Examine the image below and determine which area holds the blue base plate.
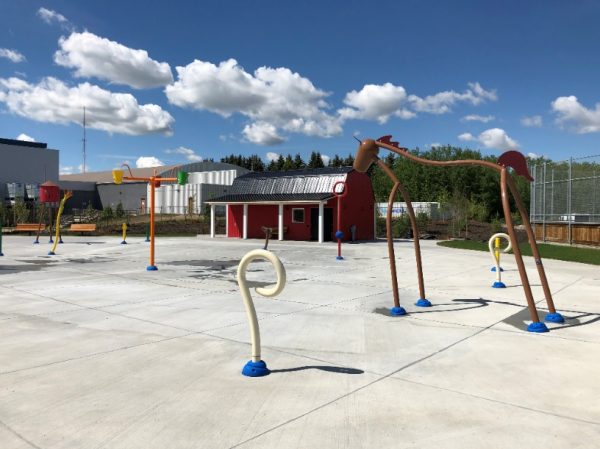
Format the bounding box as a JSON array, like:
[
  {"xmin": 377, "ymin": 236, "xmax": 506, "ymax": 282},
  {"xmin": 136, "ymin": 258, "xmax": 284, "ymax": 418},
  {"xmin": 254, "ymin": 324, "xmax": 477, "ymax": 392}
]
[
  {"xmin": 415, "ymin": 298, "xmax": 432, "ymax": 307},
  {"xmin": 545, "ymin": 312, "xmax": 565, "ymax": 323},
  {"xmin": 47, "ymin": 251, "xmax": 55, "ymax": 255},
  {"xmin": 492, "ymin": 281, "xmax": 506, "ymax": 288},
  {"xmin": 0, "ymin": 252, "xmax": 3, "ymax": 256},
  {"xmin": 527, "ymin": 321, "xmax": 549, "ymax": 333},
  {"xmin": 146, "ymin": 265, "xmax": 158, "ymax": 271},
  {"xmin": 121, "ymin": 241, "xmax": 127, "ymax": 245},
  {"xmin": 490, "ymin": 267, "xmax": 504, "ymax": 272},
  {"xmin": 390, "ymin": 306, "xmax": 407, "ymax": 316},
  {"xmin": 242, "ymin": 360, "xmax": 270, "ymax": 377},
  {"xmin": 33, "ymin": 241, "xmax": 39, "ymax": 244},
  {"xmin": 336, "ymin": 255, "xmax": 344, "ymax": 260}
]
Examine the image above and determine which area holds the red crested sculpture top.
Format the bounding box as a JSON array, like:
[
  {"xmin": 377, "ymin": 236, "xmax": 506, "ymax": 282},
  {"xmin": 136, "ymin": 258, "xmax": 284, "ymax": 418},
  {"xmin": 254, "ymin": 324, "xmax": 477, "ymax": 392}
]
[{"xmin": 353, "ymin": 135, "xmax": 534, "ymax": 182}]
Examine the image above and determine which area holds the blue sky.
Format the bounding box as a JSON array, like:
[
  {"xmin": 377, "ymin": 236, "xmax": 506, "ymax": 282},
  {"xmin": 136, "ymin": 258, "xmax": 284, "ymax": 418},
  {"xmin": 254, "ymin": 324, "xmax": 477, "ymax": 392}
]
[{"xmin": 1, "ymin": 0, "xmax": 600, "ymax": 174}]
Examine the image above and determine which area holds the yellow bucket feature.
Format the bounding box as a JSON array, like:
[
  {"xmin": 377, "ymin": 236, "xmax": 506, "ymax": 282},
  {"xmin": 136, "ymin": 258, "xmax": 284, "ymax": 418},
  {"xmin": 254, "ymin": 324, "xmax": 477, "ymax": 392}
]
[{"xmin": 112, "ymin": 169, "xmax": 124, "ymax": 184}]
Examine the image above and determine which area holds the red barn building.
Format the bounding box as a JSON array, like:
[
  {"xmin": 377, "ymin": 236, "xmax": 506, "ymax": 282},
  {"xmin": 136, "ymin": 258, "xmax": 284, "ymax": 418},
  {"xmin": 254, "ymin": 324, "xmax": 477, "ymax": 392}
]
[{"xmin": 207, "ymin": 167, "xmax": 375, "ymax": 242}]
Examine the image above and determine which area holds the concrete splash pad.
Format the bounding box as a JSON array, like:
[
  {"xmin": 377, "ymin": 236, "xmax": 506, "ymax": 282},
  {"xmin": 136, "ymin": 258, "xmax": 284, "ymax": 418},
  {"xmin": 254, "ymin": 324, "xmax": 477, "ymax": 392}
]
[{"xmin": 0, "ymin": 235, "xmax": 598, "ymax": 448}]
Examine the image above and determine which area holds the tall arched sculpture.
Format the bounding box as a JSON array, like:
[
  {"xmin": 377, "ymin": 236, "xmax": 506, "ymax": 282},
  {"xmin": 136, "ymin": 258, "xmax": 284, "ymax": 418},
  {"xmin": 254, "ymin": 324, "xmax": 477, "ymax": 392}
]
[{"xmin": 354, "ymin": 135, "xmax": 564, "ymax": 332}]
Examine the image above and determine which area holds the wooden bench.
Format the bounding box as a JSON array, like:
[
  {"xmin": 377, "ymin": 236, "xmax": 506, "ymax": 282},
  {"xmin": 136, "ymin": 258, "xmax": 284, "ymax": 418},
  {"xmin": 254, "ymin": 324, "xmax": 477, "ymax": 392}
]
[
  {"xmin": 15, "ymin": 223, "xmax": 45, "ymax": 235},
  {"xmin": 69, "ymin": 223, "xmax": 97, "ymax": 235},
  {"xmin": 261, "ymin": 225, "xmax": 288, "ymax": 249}
]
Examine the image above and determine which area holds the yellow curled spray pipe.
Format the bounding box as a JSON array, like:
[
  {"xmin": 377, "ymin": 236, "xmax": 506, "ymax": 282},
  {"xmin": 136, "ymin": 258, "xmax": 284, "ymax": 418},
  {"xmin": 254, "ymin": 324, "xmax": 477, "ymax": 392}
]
[
  {"xmin": 488, "ymin": 233, "xmax": 511, "ymax": 288},
  {"xmin": 237, "ymin": 249, "xmax": 286, "ymax": 377},
  {"xmin": 121, "ymin": 223, "xmax": 128, "ymax": 244},
  {"xmin": 48, "ymin": 191, "xmax": 72, "ymax": 256}
]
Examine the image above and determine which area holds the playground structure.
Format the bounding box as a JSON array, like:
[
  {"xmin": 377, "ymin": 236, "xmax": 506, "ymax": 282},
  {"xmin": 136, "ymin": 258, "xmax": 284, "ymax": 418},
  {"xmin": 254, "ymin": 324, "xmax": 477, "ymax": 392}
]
[
  {"xmin": 237, "ymin": 249, "xmax": 286, "ymax": 377},
  {"xmin": 121, "ymin": 223, "xmax": 128, "ymax": 245},
  {"xmin": 47, "ymin": 190, "xmax": 72, "ymax": 256},
  {"xmin": 36, "ymin": 181, "xmax": 61, "ymax": 244},
  {"xmin": 353, "ymin": 135, "xmax": 565, "ymax": 332},
  {"xmin": 332, "ymin": 181, "xmax": 347, "ymax": 260},
  {"xmin": 112, "ymin": 164, "xmax": 187, "ymax": 270},
  {"xmin": 488, "ymin": 233, "xmax": 511, "ymax": 288}
]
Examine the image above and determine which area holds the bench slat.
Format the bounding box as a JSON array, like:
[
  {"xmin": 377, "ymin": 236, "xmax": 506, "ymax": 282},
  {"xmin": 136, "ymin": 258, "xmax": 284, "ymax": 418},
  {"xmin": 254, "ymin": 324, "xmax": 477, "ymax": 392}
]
[
  {"xmin": 15, "ymin": 224, "xmax": 45, "ymax": 231},
  {"xmin": 69, "ymin": 224, "xmax": 96, "ymax": 231}
]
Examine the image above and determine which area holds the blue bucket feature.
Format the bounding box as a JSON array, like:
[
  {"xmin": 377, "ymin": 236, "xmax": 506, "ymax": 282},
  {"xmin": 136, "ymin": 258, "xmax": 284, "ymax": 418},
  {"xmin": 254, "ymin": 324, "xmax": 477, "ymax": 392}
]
[
  {"xmin": 390, "ymin": 306, "xmax": 407, "ymax": 316},
  {"xmin": 242, "ymin": 360, "xmax": 270, "ymax": 377},
  {"xmin": 527, "ymin": 322, "xmax": 549, "ymax": 333},
  {"xmin": 545, "ymin": 312, "xmax": 565, "ymax": 324}
]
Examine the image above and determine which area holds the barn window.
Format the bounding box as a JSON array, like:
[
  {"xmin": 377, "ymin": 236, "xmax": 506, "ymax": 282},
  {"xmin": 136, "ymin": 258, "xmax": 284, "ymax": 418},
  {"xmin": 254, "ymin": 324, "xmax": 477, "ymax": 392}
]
[{"xmin": 292, "ymin": 208, "xmax": 305, "ymax": 223}]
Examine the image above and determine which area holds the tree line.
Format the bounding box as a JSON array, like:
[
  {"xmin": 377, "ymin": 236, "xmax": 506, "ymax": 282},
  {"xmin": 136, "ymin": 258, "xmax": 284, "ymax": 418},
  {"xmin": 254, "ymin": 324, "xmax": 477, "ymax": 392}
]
[{"xmin": 221, "ymin": 145, "xmax": 533, "ymax": 221}]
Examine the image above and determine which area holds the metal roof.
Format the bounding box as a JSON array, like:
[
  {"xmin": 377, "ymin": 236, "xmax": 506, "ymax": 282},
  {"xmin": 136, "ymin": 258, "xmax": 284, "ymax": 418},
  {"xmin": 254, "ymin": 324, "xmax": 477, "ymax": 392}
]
[
  {"xmin": 59, "ymin": 165, "xmax": 179, "ymax": 183},
  {"xmin": 208, "ymin": 167, "xmax": 353, "ymax": 204}
]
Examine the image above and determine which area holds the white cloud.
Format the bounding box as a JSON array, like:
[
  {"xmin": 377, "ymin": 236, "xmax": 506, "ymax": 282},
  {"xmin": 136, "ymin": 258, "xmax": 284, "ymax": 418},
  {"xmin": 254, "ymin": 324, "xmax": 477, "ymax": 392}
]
[
  {"xmin": 409, "ymin": 82, "xmax": 496, "ymax": 114},
  {"xmin": 320, "ymin": 154, "xmax": 331, "ymax": 165},
  {"xmin": 136, "ymin": 156, "xmax": 164, "ymax": 168},
  {"xmin": 338, "ymin": 83, "xmax": 414, "ymax": 123},
  {"xmin": 551, "ymin": 96, "xmax": 600, "ymax": 133},
  {"xmin": 462, "ymin": 114, "xmax": 494, "ymax": 123},
  {"xmin": 16, "ymin": 133, "xmax": 35, "ymax": 142},
  {"xmin": 0, "ymin": 77, "xmax": 174, "ymax": 135},
  {"xmin": 339, "ymin": 82, "xmax": 496, "ymax": 123},
  {"xmin": 165, "ymin": 146, "xmax": 202, "ymax": 162},
  {"xmin": 527, "ymin": 152, "xmax": 541, "ymax": 159},
  {"xmin": 458, "ymin": 128, "xmax": 518, "ymax": 150},
  {"xmin": 0, "ymin": 48, "xmax": 25, "ymax": 63},
  {"xmin": 243, "ymin": 122, "xmax": 285, "ymax": 145},
  {"xmin": 458, "ymin": 132, "xmax": 475, "ymax": 141},
  {"xmin": 478, "ymin": 128, "xmax": 518, "ymax": 150},
  {"xmin": 37, "ymin": 8, "xmax": 73, "ymax": 31},
  {"xmin": 266, "ymin": 152, "xmax": 280, "ymax": 162},
  {"xmin": 59, "ymin": 164, "xmax": 87, "ymax": 175},
  {"xmin": 521, "ymin": 115, "xmax": 542, "ymax": 127},
  {"xmin": 427, "ymin": 142, "xmax": 442, "ymax": 148},
  {"xmin": 165, "ymin": 58, "xmax": 342, "ymax": 143},
  {"xmin": 55, "ymin": 32, "xmax": 173, "ymax": 89}
]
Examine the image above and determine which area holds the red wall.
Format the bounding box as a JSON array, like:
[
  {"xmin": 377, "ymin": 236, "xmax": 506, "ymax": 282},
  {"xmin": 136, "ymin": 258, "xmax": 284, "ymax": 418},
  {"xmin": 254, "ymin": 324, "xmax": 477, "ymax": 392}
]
[{"xmin": 226, "ymin": 171, "xmax": 375, "ymax": 241}]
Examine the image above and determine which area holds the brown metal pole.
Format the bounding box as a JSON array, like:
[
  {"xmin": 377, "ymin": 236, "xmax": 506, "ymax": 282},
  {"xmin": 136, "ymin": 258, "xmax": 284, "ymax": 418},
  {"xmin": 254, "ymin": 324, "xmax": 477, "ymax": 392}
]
[
  {"xmin": 506, "ymin": 174, "xmax": 558, "ymax": 315},
  {"xmin": 385, "ymin": 181, "xmax": 401, "ymax": 310},
  {"xmin": 377, "ymin": 160, "xmax": 427, "ymax": 302},
  {"xmin": 149, "ymin": 177, "xmax": 156, "ymax": 270},
  {"xmin": 500, "ymin": 169, "xmax": 541, "ymax": 324}
]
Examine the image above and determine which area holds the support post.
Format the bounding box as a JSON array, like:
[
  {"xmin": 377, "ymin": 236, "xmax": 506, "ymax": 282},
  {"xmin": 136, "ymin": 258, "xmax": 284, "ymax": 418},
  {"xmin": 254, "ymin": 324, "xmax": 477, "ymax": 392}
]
[
  {"xmin": 210, "ymin": 203, "xmax": 215, "ymax": 238},
  {"xmin": 243, "ymin": 203, "xmax": 248, "ymax": 240},
  {"xmin": 542, "ymin": 162, "xmax": 547, "ymax": 242},
  {"xmin": 568, "ymin": 157, "xmax": 573, "ymax": 245},
  {"xmin": 318, "ymin": 202, "xmax": 324, "ymax": 243},
  {"xmin": 147, "ymin": 178, "xmax": 157, "ymax": 270},
  {"xmin": 278, "ymin": 203, "xmax": 283, "ymax": 241}
]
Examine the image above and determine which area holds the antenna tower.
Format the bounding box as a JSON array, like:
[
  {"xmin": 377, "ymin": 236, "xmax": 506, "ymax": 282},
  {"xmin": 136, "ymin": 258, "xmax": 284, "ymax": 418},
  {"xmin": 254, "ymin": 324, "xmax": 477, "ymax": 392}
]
[{"xmin": 82, "ymin": 106, "xmax": 87, "ymax": 174}]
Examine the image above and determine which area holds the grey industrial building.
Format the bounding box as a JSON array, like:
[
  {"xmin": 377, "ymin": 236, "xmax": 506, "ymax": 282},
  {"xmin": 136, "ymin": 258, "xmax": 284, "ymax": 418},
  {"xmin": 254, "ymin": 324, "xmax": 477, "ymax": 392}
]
[
  {"xmin": 2, "ymin": 136, "xmax": 248, "ymax": 216},
  {"xmin": 0, "ymin": 138, "xmax": 59, "ymax": 204}
]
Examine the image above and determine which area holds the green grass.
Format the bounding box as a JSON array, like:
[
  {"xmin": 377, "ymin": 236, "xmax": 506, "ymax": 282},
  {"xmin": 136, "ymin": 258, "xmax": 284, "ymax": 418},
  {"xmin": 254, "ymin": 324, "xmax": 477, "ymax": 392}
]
[{"xmin": 438, "ymin": 239, "xmax": 600, "ymax": 265}]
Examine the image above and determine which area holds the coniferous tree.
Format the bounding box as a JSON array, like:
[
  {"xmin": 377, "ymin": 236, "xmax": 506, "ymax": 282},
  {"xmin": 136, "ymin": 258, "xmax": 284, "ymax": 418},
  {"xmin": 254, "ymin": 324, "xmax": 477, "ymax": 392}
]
[
  {"xmin": 293, "ymin": 153, "xmax": 305, "ymax": 169},
  {"xmin": 283, "ymin": 154, "xmax": 295, "ymax": 171}
]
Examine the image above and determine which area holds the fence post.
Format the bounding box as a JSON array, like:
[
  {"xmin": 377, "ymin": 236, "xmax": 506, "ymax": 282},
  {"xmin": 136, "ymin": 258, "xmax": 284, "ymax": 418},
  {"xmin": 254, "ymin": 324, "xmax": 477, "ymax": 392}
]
[
  {"xmin": 568, "ymin": 157, "xmax": 573, "ymax": 245},
  {"xmin": 542, "ymin": 162, "xmax": 547, "ymax": 242}
]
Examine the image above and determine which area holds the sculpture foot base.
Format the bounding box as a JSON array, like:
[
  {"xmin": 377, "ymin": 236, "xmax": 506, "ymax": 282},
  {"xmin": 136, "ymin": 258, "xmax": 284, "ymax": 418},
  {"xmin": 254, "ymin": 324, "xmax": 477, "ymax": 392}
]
[
  {"xmin": 492, "ymin": 281, "xmax": 506, "ymax": 288},
  {"xmin": 48, "ymin": 251, "xmax": 55, "ymax": 256},
  {"xmin": 33, "ymin": 241, "xmax": 39, "ymax": 244},
  {"xmin": 415, "ymin": 298, "xmax": 432, "ymax": 307},
  {"xmin": 491, "ymin": 267, "xmax": 504, "ymax": 272},
  {"xmin": 242, "ymin": 360, "xmax": 270, "ymax": 377},
  {"xmin": 545, "ymin": 312, "xmax": 565, "ymax": 324},
  {"xmin": 336, "ymin": 256, "xmax": 344, "ymax": 260},
  {"xmin": 121, "ymin": 241, "xmax": 127, "ymax": 245},
  {"xmin": 390, "ymin": 306, "xmax": 407, "ymax": 316},
  {"xmin": 527, "ymin": 322, "xmax": 549, "ymax": 333},
  {"xmin": 146, "ymin": 265, "xmax": 158, "ymax": 271}
]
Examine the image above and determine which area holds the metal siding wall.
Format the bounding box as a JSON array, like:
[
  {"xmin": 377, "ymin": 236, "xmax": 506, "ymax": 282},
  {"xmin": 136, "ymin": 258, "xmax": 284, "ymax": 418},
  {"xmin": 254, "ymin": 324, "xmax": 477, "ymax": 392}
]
[
  {"xmin": 0, "ymin": 144, "xmax": 59, "ymax": 184},
  {"xmin": 97, "ymin": 183, "xmax": 147, "ymax": 211}
]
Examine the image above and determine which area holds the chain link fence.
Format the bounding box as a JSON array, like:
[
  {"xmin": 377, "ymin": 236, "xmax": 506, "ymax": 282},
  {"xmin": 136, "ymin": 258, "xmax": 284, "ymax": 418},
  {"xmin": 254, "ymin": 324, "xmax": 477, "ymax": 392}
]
[{"xmin": 530, "ymin": 154, "xmax": 600, "ymax": 245}]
